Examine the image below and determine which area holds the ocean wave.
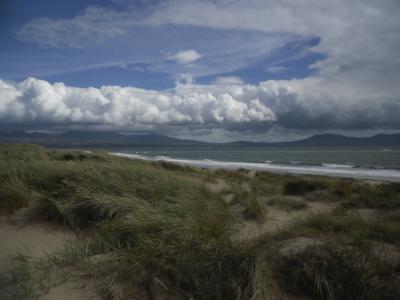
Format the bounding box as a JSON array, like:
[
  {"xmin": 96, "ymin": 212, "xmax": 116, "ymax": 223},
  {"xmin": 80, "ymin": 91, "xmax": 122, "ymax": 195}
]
[
  {"xmin": 321, "ymin": 163, "xmax": 354, "ymax": 169},
  {"xmin": 155, "ymin": 155, "xmax": 171, "ymax": 160},
  {"xmin": 109, "ymin": 152, "xmax": 400, "ymax": 182},
  {"xmin": 111, "ymin": 152, "xmax": 147, "ymax": 160}
]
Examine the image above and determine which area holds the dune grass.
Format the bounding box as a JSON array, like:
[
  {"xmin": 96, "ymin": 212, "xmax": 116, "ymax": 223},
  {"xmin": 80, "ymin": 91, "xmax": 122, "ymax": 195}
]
[
  {"xmin": 273, "ymin": 241, "xmax": 400, "ymax": 300},
  {"xmin": 261, "ymin": 209, "xmax": 400, "ymax": 299},
  {"xmin": 1, "ymin": 144, "xmax": 400, "ymax": 299},
  {"xmin": 0, "ymin": 144, "xmax": 254, "ymax": 299}
]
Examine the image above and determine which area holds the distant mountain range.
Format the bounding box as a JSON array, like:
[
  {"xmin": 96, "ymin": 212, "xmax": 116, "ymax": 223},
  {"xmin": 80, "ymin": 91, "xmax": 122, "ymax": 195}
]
[
  {"xmin": 232, "ymin": 133, "xmax": 400, "ymax": 148},
  {"xmin": 0, "ymin": 131, "xmax": 204, "ymax": 147},
  {"xmin": 0, "ymin": 131, "xmax": 399, "ymax": 148}
]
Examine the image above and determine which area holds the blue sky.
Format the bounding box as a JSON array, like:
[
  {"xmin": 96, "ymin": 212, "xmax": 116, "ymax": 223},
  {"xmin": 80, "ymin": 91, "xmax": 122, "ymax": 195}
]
[
  {"xmin": 0, "ymin": 0, "xmax": 324, "ymax": 89},
  {"xmin": 0, "ymin": 0, "xmax": 399, "ymax": 141}
]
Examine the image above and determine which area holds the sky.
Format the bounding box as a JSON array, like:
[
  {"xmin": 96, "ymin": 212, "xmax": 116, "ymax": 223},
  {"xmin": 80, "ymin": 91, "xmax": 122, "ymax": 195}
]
[{"xmin": 0, "ymin": 0, "xmax": 400, "ymax": 142}]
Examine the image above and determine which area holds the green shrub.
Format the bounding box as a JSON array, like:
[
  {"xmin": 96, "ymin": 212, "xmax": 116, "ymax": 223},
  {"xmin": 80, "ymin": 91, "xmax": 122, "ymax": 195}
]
[
  {"xmin": 152, "ymin": 160, "xmax": 194, "ymax": 172},
  {"xmin": 283, "ymin": 179, "xmax": 327, "ymax": 195}
]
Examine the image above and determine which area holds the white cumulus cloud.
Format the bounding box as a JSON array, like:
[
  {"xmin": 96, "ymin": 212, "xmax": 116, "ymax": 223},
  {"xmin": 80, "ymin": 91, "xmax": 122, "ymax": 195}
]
[
  {"xmin": 0, "ymin": 77, "xmax": 275, "ymax": 130},
  {"xmin": 214, "ymin": 76, "xmax": 244, "ymax": 85},
  {"xmin": 170, "ymin": 50, "xmax": 202, "ymax": 64},
  {"xmin": 1, "ymin": 76, "xmax": 400, "ymax": 133}
]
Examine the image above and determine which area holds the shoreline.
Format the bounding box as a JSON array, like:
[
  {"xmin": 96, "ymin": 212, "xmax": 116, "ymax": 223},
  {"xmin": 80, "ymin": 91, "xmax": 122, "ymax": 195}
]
[{"xmin": 111, "ymin": 152, "xmax": 400, "ymax": 182}]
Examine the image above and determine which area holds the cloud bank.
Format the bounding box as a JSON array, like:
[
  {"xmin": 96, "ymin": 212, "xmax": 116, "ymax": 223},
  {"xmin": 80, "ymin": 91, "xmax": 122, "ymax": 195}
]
[
  {"xmin": 1, "ymin": 77, "xmax": 399, "ymax": 133},
  {"xmin": 0, "ymin": 77, "xmax": 275, "ymax": 130}
]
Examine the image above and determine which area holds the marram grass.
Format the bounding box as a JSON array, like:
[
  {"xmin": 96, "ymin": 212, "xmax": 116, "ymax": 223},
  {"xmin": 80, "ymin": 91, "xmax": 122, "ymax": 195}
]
[{"xmin": 1, "ymin": 144, "xmax": 400, "ymax": 299}]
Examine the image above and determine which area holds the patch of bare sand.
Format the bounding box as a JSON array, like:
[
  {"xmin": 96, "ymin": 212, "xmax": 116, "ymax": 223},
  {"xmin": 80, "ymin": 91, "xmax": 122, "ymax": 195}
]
[
  {"xmin": 0, "ymin": 213, "xmax": 102, "ymax": 300},
  {"xmin": 207, "ymin": 178, "xmax": 229, "ymax": 193},
  {"xmin": 40, "ymin": 278, "xmax": 99, "ymax": 300},
  {"xmin": 278, "ymin": 237, "xmax": 323, "ymax": 257},
  {"xmin": 247, "ymin": 170, "xmax": 257, "ymax": 178},
  {"xmin": 240, "ymin": 181, "xmax": 252, "ymax": 193},
  {"xmin": 222, "ymin": 193, "xmax": 235, "ymax": 204},
  {"xmin": 232, "ymin": 199, "xmax": 336, "ymax": 242},
  {"xmin": 353, "ymin": 208, "xmax": 379, "ymax": 219},
  {"xmin": 0, "ymin": 217, "xmax": 74, "ymax": 269}
]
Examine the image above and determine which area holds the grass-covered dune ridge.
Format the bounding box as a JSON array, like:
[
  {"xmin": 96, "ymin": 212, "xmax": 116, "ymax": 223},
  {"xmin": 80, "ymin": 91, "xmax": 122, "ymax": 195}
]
[{"xmin": 0, "ymin": 144, "xmax": 400, "ymax": 299}]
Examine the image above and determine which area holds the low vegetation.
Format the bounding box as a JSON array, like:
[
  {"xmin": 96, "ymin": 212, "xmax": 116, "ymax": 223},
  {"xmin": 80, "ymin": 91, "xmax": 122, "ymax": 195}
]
[
  {"xmin": 0, "ymin": 144, "xmax": 399, "ymax": 299},
  {"xmin": 283, "ymin": 178, "xmax": 328, "ymax": 195},
  {"xmin": 274, "ymin": 241, "xmax": 400, "ymax": 300},
  {"xmin": 267, "ymin": 196, "xmax": 308, "ymax": 211}
]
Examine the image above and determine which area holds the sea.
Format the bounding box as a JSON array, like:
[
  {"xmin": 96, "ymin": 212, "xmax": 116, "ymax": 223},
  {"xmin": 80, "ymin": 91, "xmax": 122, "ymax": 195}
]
[{"xmin": 109, "ymin": 146, "xmax": 400, "ymax": 182}]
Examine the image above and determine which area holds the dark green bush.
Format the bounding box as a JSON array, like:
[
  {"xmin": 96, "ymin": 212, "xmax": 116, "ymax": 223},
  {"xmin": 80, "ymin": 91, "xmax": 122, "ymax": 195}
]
[
  {"xmin": 283, "ymin": 179, "xmax": 327, "ymax": 195},
  {"xmin": 152, "ymin": 160, "xmax": 193, "ymax": 172}
]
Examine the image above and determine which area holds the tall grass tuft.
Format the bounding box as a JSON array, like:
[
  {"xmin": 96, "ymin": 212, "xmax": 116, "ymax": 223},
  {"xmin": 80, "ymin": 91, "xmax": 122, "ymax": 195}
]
[
  {"xmin": 274, "ymin": 241, "xmax": 400, "ymax": 300},
  {"xmin": 0, "ymin": 178, "xmax": 30, "ymax": 213}
]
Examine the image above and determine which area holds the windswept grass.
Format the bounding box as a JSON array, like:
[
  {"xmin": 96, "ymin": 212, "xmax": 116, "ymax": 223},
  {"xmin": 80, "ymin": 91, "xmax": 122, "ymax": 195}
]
[
  {"xmin": 1, "ymin": 144, "xmax": 400, "ymax": 299},
  {"xmin": 260, "ymin": 209, "xmax": 400, "ymax": 299},
  {"xmin": 271, "ymin": 211, "xmax": 400, "ymax": 247},
  {"xmin": 0, "ymin": 144, "xmax": 255, "ymax": 298},
  {"xmin": 274, "ymin": 241, "xmax": 400, "ymax": 300},
  {"xmin": 0, "ymin": 178, "xmax": 30, "ymax": 214}
]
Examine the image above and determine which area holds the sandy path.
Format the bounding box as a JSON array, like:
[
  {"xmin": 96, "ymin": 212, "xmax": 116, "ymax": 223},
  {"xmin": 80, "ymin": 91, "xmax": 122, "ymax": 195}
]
[
  {"xmin": 40, "ymin": 279, "xmax": 100, "ymax": 300},
  {"xmin": 0, "ymin": 215, "xmax": 102, "ymax": 300},
  {"xmin": 0, "ymin": 217, "xmax": 74, "ymax": 270}
]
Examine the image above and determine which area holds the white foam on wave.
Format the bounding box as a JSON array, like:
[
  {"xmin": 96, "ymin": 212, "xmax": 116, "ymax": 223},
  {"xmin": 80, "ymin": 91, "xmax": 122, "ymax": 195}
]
[
  {"xmin": 155, "ymin": 155, "xmax": 171, "ymax": 160},
  {"xmin": 110, "ymin": 152, "xmax": 400, "ymax": 182},
  {"xmin": 112, "ymin": 152, "xmax": 148, "ymax": 160},
  {"xmin": 204, "ymin": 158, "xmax": 217, "ymax": 162},
  {"xmin": 321, "ymin": 163, "xmax": 354, "ymax": 169}
]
